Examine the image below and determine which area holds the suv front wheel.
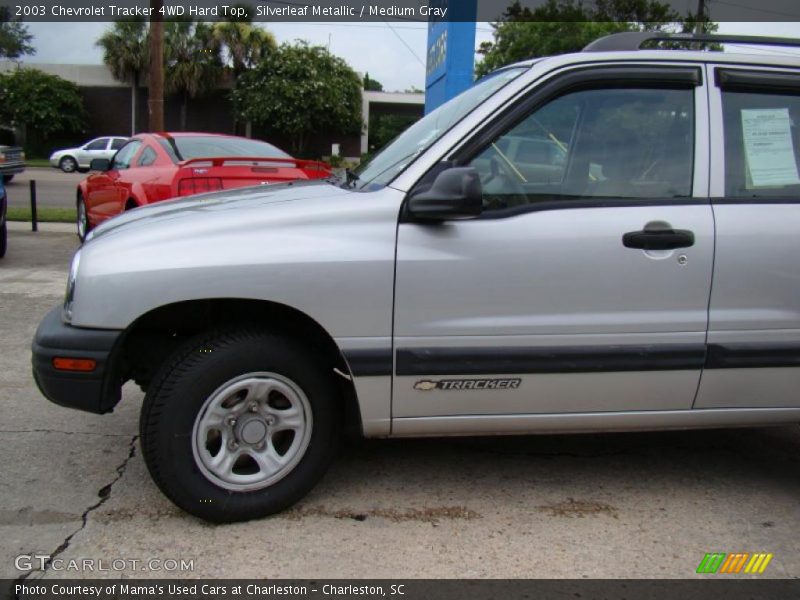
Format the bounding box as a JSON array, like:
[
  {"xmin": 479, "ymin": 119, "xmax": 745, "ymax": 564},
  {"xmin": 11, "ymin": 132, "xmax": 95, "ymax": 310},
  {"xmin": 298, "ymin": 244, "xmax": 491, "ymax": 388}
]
[{"xmin": 140, "ymin": 328, "xmax": 340, "ymax": 522}]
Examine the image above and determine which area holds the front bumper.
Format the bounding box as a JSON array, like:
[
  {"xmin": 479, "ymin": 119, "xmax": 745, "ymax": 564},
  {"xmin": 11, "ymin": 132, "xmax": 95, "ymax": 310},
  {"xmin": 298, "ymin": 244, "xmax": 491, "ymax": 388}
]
[
  {"xmin": 32, "ymin": 306, "xmax": 124, "ymax": 414},
  {"xmin": 0, "ymin": 161, "xmax": 26, "ymax": 176}
]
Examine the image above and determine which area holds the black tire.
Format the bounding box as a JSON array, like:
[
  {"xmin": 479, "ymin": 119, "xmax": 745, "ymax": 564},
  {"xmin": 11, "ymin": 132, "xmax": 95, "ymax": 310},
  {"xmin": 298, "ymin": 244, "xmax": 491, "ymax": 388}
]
[
  {"xmin": 2, "ymin": 175, "xmax": 13, "ymax": 183},
  {"xmin": 76, "ymin": 194, "xmax": 91, "ymax": 242},
  {"xmin": 0, "ymin": 220, "xmax": 6, "ymax": 258},
  {"xmin": 140, "ymin": 328, "xmax": 340, "ymax": 523},
  {"xmin": 59, "ymin": 156, "xmax": 78, "ymax": 173}
]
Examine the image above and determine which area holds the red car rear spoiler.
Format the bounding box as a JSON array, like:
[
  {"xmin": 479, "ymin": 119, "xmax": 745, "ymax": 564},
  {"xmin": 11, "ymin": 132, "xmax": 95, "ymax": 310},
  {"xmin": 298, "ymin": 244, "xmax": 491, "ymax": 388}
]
[{"xmin": 179, "ymin": 156, "xmax": 331, "ymax": 172}]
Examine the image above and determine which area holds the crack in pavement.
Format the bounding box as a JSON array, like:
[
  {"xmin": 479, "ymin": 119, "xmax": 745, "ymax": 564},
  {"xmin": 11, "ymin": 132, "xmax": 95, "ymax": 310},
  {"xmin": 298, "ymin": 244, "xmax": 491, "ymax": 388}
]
[
  {"xmin": 15, "ymin": 435, "xmax": 139, "ymax": 582},
  {"xmin": 0, "ymin": 429, "xmax": 132, "ymax": 438}
]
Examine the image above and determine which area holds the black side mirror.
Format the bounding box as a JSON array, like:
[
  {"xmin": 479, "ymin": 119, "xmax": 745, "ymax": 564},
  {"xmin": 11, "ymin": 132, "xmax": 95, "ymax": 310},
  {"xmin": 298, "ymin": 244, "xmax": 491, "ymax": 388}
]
[
  {"xmin": 90, "ymin": 158, "xmax": 111, "ymax": 171},
  {"xmin": 407, "ymin": 167, "xmax": 483, "ymax": 221}
]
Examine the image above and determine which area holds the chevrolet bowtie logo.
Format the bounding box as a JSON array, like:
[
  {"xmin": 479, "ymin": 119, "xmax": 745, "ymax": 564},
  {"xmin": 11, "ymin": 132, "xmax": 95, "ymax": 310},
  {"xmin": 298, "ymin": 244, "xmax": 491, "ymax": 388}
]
[{"xmin": 413, "ymin": 380, "xmax": 438, "ymax": 391}]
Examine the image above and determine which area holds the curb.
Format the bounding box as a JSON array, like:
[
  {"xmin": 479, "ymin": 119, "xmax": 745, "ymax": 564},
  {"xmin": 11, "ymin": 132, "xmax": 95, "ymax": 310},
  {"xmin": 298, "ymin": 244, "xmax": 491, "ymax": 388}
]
[{"xmin": 7, "ymin": 221, "xmax": 75, "ymax": 234}]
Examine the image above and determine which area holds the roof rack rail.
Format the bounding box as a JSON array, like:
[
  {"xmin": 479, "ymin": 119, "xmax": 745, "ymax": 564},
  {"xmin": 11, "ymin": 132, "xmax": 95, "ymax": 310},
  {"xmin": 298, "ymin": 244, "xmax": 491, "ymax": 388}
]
[{"xmin": 583, "ymin": 31, "xmax": 800, "ymax": 53}]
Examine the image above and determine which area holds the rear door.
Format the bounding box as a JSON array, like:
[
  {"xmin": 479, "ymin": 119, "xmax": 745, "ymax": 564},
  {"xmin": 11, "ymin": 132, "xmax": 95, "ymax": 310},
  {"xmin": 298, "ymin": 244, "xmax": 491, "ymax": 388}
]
[
  {"xmin": 695, "ymin": 64, "xmax": 800, "ymax": 409},
  {"xmin": 393, "ymin": 64, "xmax": 715, "ymax": 419}
]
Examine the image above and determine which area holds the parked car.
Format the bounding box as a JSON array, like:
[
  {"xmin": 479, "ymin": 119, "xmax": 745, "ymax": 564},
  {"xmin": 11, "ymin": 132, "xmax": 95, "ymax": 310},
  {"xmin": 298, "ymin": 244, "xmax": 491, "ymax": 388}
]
[
  {"xmin": 0, "ymin": 145, "xmax": 26, "ymax": 182},
  {"xmin": 49, "ymin": 137, "xmax": 129, "ymax": 173},
  {"xmin": 0, "ymin": 178, "xmax": 6, "ymax": 257},
  {"xmin": 75, "ymin": 132, "xmax": 331, "ymax": 240},
  {"xmin": 32, "ymin": 32, "xmax": 800, "ymax": 523}
]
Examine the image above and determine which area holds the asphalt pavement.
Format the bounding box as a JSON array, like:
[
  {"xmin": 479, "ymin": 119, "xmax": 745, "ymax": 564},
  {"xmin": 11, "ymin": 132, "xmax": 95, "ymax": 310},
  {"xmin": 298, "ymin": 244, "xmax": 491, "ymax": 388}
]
[
  {"xmin": 5, "ymin": 167, "xmax": 82, "ymax": 210},
  {"xmin": 2, "ymin": 225, "xmax": 800, "ymax": 580}
]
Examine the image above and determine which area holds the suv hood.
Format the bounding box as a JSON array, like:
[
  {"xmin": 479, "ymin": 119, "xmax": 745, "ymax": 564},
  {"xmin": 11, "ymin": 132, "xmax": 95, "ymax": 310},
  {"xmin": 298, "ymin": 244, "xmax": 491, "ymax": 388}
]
[{"xmin": 88, "ymin": 180, "xmax": 342, "ymax": 241}]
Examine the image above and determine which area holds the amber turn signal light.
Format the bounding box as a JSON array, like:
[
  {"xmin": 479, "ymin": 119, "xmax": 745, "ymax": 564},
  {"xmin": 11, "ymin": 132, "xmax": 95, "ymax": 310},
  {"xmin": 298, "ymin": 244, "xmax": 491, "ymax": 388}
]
[{"xmin": 52, "ymin": 357, "xmax": 97, "ymax": 372}]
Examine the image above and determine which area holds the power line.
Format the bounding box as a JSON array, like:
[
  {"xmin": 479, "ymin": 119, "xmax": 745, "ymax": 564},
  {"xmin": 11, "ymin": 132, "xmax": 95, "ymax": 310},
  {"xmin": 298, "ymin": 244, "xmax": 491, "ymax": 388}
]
[{"xmin": 383, "ymin": 20, "xmax": 426, "ymax": 67}]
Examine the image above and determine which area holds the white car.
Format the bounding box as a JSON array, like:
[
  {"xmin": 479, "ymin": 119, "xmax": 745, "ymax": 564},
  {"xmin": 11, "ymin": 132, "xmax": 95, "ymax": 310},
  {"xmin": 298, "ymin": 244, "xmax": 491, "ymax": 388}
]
[{"xmin": 49, "ymin": 137, "xmax": 128, "ymax": 173}]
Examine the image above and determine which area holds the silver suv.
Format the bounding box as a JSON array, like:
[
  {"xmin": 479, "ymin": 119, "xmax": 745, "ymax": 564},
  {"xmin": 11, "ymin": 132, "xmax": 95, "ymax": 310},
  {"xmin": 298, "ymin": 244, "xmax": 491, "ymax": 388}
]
[{"xmin": 32, "ymin": 33, "xmax": 800, "ymax": 522}]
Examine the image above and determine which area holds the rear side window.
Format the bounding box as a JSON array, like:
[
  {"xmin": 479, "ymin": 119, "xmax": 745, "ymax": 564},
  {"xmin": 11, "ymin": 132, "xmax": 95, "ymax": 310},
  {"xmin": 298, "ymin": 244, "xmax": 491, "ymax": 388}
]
[
  {"xmin": 111, "ymin": 138, "xmax": 127, "ymax": 150},
  {"xmin": 721, "ymin": 88, "xmax": 800, "ymax": 198}
]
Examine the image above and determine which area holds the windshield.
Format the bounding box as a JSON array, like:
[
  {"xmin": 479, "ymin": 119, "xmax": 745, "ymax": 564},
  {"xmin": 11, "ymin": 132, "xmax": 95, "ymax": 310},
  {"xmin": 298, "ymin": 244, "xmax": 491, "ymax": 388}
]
[
  {"xmin": 353, "ymin": 68, "xmax": 526, "ymax": 190},
  {"xmin": 161, "ymin": 136, "xmax": 292, "ymax": 162}
]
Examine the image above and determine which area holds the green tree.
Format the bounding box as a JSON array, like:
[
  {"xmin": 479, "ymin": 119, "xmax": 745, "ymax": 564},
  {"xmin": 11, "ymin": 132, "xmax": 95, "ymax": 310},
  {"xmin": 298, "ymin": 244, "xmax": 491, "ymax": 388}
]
[
  {"xmin": 0, "ymin": 7, "xmax": 34, "ymax": 60},
  {"xmin": 475, "ymin": 0, "xmax": 716, "ymax": 78},
  {"xmin": 233, "ymin": 42, "xmax": 362, "ymax": 155},
  {"xmin": 165, "ymin": 20, "xmax": 223, "ymax": 131},
  {"xmin": 369, "ymin": 113, "xmax": 418, "ymax": 152},
  {"xmin": 0, "ymin": 68, "xmax": 86, "ymax": 146},
  {"xmin": 363, "ymin": 72, "xmax": 383, "ymax": 91},
  {"xmin": 96, "ymin": 19, "xmax": 149, "ymax": 135}
]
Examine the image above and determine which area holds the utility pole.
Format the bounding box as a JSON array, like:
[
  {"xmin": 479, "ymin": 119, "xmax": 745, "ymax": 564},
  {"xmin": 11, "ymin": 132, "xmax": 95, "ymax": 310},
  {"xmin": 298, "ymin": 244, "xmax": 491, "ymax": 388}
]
[
  {"xmin": 149, "ymin": 0, "xmax": 165, "ymax": 131},
  {"xmin": 694, "ymin": 0, "xmax": 706, "ymax": 35}
]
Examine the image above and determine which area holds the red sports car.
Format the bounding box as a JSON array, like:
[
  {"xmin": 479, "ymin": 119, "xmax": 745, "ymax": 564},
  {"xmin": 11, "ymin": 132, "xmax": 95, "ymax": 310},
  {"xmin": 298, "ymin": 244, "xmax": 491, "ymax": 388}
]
[{"xmin": 77, "ymin": 132, "xmax": 331, "ymax": 240}]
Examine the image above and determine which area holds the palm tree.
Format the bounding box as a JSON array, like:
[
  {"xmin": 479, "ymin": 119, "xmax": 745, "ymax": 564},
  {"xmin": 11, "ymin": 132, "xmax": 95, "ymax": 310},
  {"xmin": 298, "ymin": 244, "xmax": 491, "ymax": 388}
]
[
  {"xmin": 213, "ymin": 21, "xmax": 276, "ymax": 79},
  {"xmin": 213, "ymin": 19, "xmax": 275, "ymax": 136},
  {"xmin": 96, "ymin": 19, "xmax": 148, "ymax": 135},
  {"xmin": 165, "ymin": 20, "xmax": 223, "ymax": 131}
]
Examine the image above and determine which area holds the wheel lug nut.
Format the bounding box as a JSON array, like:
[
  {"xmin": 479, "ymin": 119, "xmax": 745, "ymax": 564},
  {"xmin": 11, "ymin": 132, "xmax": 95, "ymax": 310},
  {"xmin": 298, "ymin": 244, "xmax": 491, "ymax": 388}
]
[
  {"xmin": 266, "ymin": 416, "xmax": 275, "ymax": 426},
  {"xmin": 249, "ymin": 403, "xmax": 259, "ymax": 413},
  {"xmin": 227, "ymin": 417, "xmax": 236, "ymax": 426},
  {"xmin": 228, "ymin": 440, "xmax": 239, "ymax": 450},
  {"xmin": 255, "ymin": 441, "xmax": 265, "ymax": 450}
]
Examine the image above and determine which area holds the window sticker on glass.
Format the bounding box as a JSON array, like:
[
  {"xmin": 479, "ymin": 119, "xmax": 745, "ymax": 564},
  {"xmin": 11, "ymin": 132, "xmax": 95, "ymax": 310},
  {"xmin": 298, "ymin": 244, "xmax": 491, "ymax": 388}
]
[{"xmin": 741, "ymin": 108, "xmax": 800, "ymax": 188}]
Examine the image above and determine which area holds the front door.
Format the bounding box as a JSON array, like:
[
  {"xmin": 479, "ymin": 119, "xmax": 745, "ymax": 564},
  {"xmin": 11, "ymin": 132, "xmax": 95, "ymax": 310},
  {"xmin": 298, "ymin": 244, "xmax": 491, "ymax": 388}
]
[
  {"xmin": 393, "ymin": 65, "xmax": 714, "ymax": 419},
  {"xmin": 87, "ymin": 139, "xmax": 142, "ymax": 221}
]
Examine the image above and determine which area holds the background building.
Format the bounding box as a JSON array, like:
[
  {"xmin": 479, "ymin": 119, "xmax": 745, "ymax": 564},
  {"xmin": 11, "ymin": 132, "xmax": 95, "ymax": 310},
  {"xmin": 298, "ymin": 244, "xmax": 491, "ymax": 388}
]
[{"xmin": 0, "ymin": 61, "xmax": 424, "ymax": 160}]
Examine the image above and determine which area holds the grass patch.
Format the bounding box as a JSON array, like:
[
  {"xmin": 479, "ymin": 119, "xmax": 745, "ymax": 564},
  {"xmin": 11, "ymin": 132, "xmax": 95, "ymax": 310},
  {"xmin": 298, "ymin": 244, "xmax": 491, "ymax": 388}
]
[
  {"xmin": 25, "ymin": 158, "xmax": 52, "ymax": 168},
  {"xmin": 7, "ymin": 206, "xmax": 75, "ymax": 223}
]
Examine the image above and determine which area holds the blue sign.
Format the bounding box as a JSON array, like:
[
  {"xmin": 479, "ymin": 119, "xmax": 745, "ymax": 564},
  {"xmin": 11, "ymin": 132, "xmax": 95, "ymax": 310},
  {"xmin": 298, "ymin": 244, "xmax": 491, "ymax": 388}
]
[{"xmin": 424, "ymin": 1, "xmax": 477, "ymax": 114}]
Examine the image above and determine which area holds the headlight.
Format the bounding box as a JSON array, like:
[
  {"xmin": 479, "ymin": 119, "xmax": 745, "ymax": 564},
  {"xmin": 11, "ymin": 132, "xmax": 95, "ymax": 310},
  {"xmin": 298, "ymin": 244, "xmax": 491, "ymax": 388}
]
[{"xmin": 63, "ymin": 250, "xmax": 81, "ymax": 323}]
